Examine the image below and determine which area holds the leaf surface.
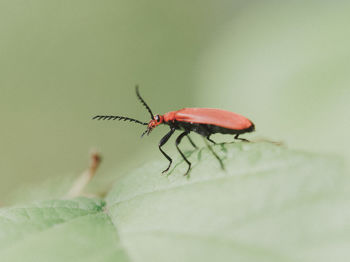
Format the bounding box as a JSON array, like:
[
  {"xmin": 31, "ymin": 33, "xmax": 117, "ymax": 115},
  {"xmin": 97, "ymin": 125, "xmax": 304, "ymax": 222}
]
[
  {"xmin": 0, "ymin": 198, "xmax": 129, "ymax": 262},
  {"xmin": 106, "ymin": 143, "xmax": 349, "ymax": 262},
  {"xmin": 1, "ymin": 143, "xmax": 349, "ymax": 262}
]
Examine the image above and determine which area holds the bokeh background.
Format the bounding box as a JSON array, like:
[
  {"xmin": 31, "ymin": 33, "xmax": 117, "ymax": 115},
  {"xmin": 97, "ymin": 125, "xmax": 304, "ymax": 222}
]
[{"xmin": 1, "ymin": 0, "xmax": 349, "ymax": 204}]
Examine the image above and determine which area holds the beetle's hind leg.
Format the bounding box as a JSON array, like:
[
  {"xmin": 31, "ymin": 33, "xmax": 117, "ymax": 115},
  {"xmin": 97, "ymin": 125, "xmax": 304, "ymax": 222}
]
[
  {"xmin": 176, "ymin": 131, "xmax": 192, "ymax": 176},
  {"xmin": 234, "ymin": 134, "xmax": 250, "ymax": 142},
  {"xmin": 206, "ymin": 134, "xmax": 217, "ymax": 144},
  {"xmin": 203, "ymin": 137, "xmax": 225, "ymax": 170}
]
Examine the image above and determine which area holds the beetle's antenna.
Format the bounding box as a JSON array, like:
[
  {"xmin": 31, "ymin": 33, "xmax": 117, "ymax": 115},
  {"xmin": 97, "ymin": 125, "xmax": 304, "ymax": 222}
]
[
  {"xmin": 141, "ymin": 129, "xmax": 148, "ymax": 137},
  {"xmin": 135, "ymin": 85, "xmax": 154, "ymax": 120},
  {"xmin": 92, "ymin": 115, "xmax": 148, "ymax": 126}
]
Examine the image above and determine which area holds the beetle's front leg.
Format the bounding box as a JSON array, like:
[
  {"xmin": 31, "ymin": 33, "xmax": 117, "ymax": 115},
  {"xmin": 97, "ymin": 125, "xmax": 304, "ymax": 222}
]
[{"xmin": 159, "ymin": 127, "xmax": 176, "ymax": 173}]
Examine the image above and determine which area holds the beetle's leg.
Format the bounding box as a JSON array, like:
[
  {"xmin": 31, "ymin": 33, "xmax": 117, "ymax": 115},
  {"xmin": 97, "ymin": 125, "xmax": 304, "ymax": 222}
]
[
  {"xmin": 186, "ymin": 134, "xmax": 198, "ymax": 149},
  {"xmin": 234, "ymin": 134, "xmax": 250, "ymax": 142},
  {"xmin": 176, "ymin": 131, "xmax": 192, "ymax": 176},
  {"xmin": 206, "ymin": 134, "xmax": 217, "ymax": 144},
  {"xmin": 202, "ymin": 137, "xmax": 225, "ymax": 170},
  {"xmin": 159, "ymin": 128, "xmax": 176, "ymax": 173}
]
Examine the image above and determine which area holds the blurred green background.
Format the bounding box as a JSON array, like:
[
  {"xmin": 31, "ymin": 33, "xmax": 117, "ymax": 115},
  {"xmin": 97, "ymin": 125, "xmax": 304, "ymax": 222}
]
[{"xmin": 1, "ymin": 0, "xmax": 349, "ymax": 204}]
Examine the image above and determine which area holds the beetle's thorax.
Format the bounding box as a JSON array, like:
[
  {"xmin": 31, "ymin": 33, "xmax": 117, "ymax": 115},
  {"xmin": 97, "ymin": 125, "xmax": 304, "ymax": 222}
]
[{"xmin": 162, "ymin": 111, "xmax": 177, "ymax": 123}]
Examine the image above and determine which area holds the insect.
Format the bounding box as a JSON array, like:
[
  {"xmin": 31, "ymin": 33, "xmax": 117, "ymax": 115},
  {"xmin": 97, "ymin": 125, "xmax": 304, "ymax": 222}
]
[{"xmin": 93, "ymin": 86, "xmax": 255, "ymax": 175}]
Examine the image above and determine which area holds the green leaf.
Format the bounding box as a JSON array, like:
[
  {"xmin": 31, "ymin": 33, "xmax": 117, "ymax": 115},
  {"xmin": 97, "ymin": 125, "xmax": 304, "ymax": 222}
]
[
  {"xmin": 0, "ymin": 198, "xmax": 129, "ymax": 262},
  {"xmin": 106, "ymin": 143, "xmax": 349, "ymax": 262},
  {"xmin": 0, "ymin": 143, "xmax": 349, "ymax": 262}
]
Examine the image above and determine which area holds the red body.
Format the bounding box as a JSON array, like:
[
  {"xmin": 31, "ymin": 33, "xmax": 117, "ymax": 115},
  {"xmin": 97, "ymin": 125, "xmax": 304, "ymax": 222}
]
[{"xmin": 163, "ymin": 108, "xmax": 253, "ymax": 131}]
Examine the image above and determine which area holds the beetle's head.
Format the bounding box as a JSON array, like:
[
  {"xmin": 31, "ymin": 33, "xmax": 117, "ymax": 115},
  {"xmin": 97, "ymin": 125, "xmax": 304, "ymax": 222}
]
[{"xmin": 142, "ymin": 114, "xmax": 164, "ymax": 137}]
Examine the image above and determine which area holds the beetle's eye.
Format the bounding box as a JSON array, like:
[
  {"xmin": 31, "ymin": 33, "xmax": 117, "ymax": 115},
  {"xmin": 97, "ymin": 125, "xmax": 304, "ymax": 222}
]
[{"xmin": 155, "ymin": 115, "xmax": 160, "ymax": 122}]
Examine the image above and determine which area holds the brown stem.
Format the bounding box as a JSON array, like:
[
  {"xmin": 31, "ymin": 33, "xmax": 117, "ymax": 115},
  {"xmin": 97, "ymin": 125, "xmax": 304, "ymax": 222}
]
[{"xmin": 65, "ymin": 149, "xmax": 102, "ymax": 198}]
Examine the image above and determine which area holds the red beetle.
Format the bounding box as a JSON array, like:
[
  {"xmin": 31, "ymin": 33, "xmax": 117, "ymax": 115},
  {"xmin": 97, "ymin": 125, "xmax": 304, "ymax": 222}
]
[{"xmin": 93, "ymin": 86, "xmax": 255, "ymax": 175}]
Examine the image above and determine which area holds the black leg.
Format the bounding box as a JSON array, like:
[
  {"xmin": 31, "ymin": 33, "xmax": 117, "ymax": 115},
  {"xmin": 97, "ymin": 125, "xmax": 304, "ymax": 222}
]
[
  {"xmin": 186, "ymin": 134, "xmax": 198, "ymax": 149},
  {"xmin": 176, "ymin": 131, "xmax": 192, "ymax": 176},
  {"xmin": 159, "ymin": 128, "xmax": 176, "ymax": 173},
  {"xmin": 206, "ymin": 134, "xmax": 217, "ymax": 144},
  {"xmin": 234, "ymin": 134, "xmax": 250, "ymax": 142},
  {"xmin": 203, "ymin": 137, "xmax": 225, "ymax": 170}
]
